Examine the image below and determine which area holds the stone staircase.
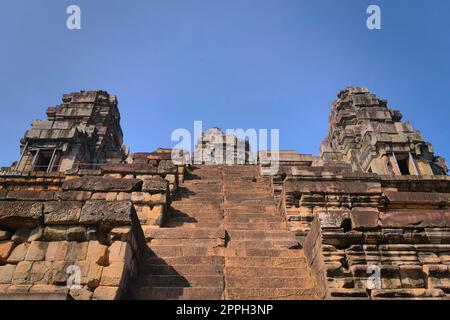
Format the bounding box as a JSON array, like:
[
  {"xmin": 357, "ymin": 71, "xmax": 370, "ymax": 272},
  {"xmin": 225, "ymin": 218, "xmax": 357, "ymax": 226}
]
[{"xmin": 131, "ymin": 165, "xmax": 319, "ymax": 300}]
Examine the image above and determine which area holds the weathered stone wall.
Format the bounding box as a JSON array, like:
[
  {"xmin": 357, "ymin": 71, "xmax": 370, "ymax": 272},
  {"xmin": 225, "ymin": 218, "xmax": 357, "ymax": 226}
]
[
  {"xmin": 302, "ymin": 213, "xmax": 329, "ymax": 299},
  {"xmin": 0, "ymin": 160, "xmax": 177, "ymax": 299},
  {"xmin": 279, "ymin": 170, "xmax": 450, "ymax": 300}
]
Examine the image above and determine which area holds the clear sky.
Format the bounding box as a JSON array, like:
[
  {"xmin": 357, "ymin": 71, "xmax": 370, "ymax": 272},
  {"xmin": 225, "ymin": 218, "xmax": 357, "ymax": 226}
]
[{"xmin": 0, "ymin": 0, "xmax": 449, "ymax": 167}]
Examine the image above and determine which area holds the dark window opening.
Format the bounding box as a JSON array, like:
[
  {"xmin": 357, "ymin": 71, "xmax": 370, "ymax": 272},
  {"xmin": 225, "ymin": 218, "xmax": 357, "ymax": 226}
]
[
  {"xmin": 32, "ymin": 149, "xmax": 59, "ymax": 172},
  {"xmin": 397, "ymin": 158, "xmax": 410, "ymax": 175}
]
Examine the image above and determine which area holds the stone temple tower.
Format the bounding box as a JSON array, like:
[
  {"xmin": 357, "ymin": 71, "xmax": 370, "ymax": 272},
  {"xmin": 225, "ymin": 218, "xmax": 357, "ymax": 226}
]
[
  {"xmin": 194, "ymin": 127, "xmax": 254, "ymax": 165},
  {"xmin": 320, "ymin": 87, "xmax": 448, "ymax": 175},
  {"xmin": 13, "ymin": 90, "xmax": 128, "ymax": 173}
]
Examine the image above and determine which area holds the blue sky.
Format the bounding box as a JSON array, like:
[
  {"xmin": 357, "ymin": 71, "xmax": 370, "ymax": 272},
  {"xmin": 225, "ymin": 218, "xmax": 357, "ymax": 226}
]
[{"xmin": 0, "ymin": 0, "xmax": 449, "ymax": 166}]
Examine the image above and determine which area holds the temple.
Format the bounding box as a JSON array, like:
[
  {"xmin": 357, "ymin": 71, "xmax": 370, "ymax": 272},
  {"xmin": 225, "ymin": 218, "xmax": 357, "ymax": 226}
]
[{"xmin": 0, "ymin": 87, "xmax": 449, "ymax": 300}]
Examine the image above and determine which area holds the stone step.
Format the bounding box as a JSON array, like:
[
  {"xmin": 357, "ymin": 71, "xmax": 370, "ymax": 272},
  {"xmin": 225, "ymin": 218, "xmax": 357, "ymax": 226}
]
[
  {"xmin": 224, "ymin": 222, "xmax": 287, "ymax": 230},
  {"xmin": 227, "ymin": 230, "xmax": 296, "ymax": 241},
  {"xmin": 164, "ymin": 221, "xmax": 223, "ymax": 228},
  {"xmin": 144, "ymin": 227, "xmax": 225, "ymax": 239},
  {"xmin": 138, "ymin": 275, "xmax": 224, "ymax": 288},
  {"xmin": 223, "ymin": 184, "xmax": 270, "ymax": 189},
  {"xmin": 227, "ymin": 240, "xmax": 301, "ymax": 249},
  {"xmin": 148, "ymin": 238, "xmax": 225, "ymax": 247},
  {"xmin": 224, "ymin": 206, "xmax": 278, "ymax": 214},
  {"xmin": 183, "ymin": 180, "xmax": 222, "ymax": 184},
  {"xmin": 169, "ymin": 209, "xmax": 223, "ymax": 218},
  {"xmin": 224, "ymin": 288, "xmax": 318, "ymax": 300},
  {"xmin": 224, "ymin": 195, "xmax": 274, "ymax": 201},
  {"xmin": 224, "ymin": 200, "xmax": 275, "ymax": 206},
  {"xmin": 140, "ymin": 264, "xmax": 224, "ymax": 276},
  {"xmin": 225, "ymin": 191, "xmax": 273, "ymax": 195},
  {"xmin": 170, "ymin": 216, "xmax": 223, "ymax": 223},
  {"xmin": 144, "ymin": 255, "xmax": 225, "ymax": 265},
  {"xmin": 172, "ymin": 203, "xmax": 223, "ymax": 208},
  {"xmin": 177, "ymin": 187, "xmax": 222, "ymax": 192},
  {"xmin": 225, "ymin": 256, "xmax": 307, "ymax": 268},
  {"xmin": 147, "ymin": 245, "xmax": 224, "ymax": 257},
  {"xmin": 225, "ymin": 248, "xmax": 303, "ymax": 257},
  {"xmin": 135, "ymin": 287, "xmax": 224, "ymax": 300},
  {"xmin": 224, "ymin": 214, "xmax": 282, "ymax": 222},
  {"xmin": 225, "ymin": 266, "xmax": 309, "ymax": 277},
  {"xmin": 173, "ymin": 194, "xmax": 222, "ymax": 198},
  {"xmin": 226, "ymin": 276, "xmax": 314, "ymax": 288}
]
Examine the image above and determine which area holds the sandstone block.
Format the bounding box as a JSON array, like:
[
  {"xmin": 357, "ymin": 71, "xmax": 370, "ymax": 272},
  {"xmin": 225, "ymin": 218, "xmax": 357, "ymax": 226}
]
[
  {"xmin": 371, "ymin": 288, "xmax": 444, "ymax": 299},
  {"xmin": 79, "ymin": 201, "xmax": 134, "ymax": 226},
  {"xmin": 91, "ymin": 192, "xmax": 118, "ymax": 201},
  {"xmin": 142, "ymin": 177, "xmax": 169, "ymax": 194},
  {"xmin": 28, "ymin": 226, "xmax": 44, "ymax": 242},
  {"xmin": 87, "ymin": 262, "xmax": 103, "ymax": 290},
  {"xmin": 108, "ymin": 241, "xmax": 132, "ymax": 264},
  {"xmin": 108, "ymin": 226, "xmax": 132, "ymax": 242},
  {"xmin": 165, "ymin": 174, "xmax": 177, "ymax": 184},
  {"xmin": 50, "ymin": 261, "xmax": 72, "ymax": 285},
  {"xmin": 0, "ymin": 201, "xmax": 42, "ymax": 229},
  {"xmin": 67, "ymin": 226, "xmax": 87, "ymax": 242},
  {"xmin": 400, "ymin": 265, "xmax": 425, "ymax": 288},
  {"xmin": 380, "ymin": 210, "xmax": 450, "ymax": 228},
  {"xmin": 101, "ymin": 163, "xmax": 157, "ymax": 175},
  {"xmin": 351, "ymin": 208, "xmax": 379, "ymax": 230},
  {"xmin": 65, "ymin": 242, "xmax": 88, "ymax": 261},
  {"xmin": 29, "ymin": 261, "xmax": 52, "ymax": 284},
  {"xmin": 99, "ymin": 262, "xmax": 125, "ymax": 287},
  {"xmin": 45, "ymin": 241, "xmax": 69, "ymax": 261},
  {"xmin": 6, "ymin": 190, "xmax": 55, "ymax": 201},
  {"xmin": 12, "ymin": 261, "xmax": 33, "ymax": 284},
  {"xmin": 93, "ymin": 286, "xmax": 120, "ymax": 300},
  {"xmin": 117, "ymin": 192, "xmax": 131, "ymax": 201},
  {"xmin": 86, "ymin": 241, "xmax": 109, "ymax": 266},
  {"xmin": 25, "ymin": 241, "xmax": 48, "ymax": 261},
  {"xmin": 0, "ymin": 264, "xmax": 16, "ymax": 284},
  {"xmin": 139, "ymin": 204, "xmax": 164, "ymax": 225},
  {"xmin": 131, "ymin": 192, "xmax": 153, "ymax": 204},
  {"xmin": 157, "ymin": 159, "xmax": 177, "ymax": 174},
  {"xmin": 418, "ymin": 252, "xmax": 441, "ymax": 264},
  {"xmin": 28, "ymin": 284, "xmax": 69, "ymax": 296},
  {"xmin": 73, "ymin": 260, "xmax": 90, "ymax": 286},
  {"xmin": 43, "ymin": 201, "xmax": 82, "ymax": 225},
  {"xmin": 57, "ymin": 191, "xmax": 92, "ymax": 201},
  {"xmin": 103, "ymin": 173, "xmax": 122, "ymax": 179},
  {"xmin": 62, "ymin": 176, "xmax": 142, "ymax": 192},
  {"xmin": 5, "ymin": 284, "xmax": 31, "ymax": 294},
  {"xmin": 44, "ymin": 226, "xmax": 68, "ymax": 241},
  {"xmin": 317, "ymin": 208, "xmax": 350, "ymax": 229},
  {"xmin": 7, "ymin": 242, "xmax": 29, "ymax": 264},
  {"xmin": 381, "ymin": 265, "xmax": 402, "ymax": 289},
  {"xmin": 70, "ymin": 287, "xmax": 93, "ymax": 300},
  {"xmin": 0, "ymin": 284, "xmax": 10, "ymax": 293},
  {"xmin": 423, "ymin": 264, "xmax": 450, "ymax": 290},
  {"xmin": 0, "ymin": 241, "xmax": 15, "ymax": 263}
]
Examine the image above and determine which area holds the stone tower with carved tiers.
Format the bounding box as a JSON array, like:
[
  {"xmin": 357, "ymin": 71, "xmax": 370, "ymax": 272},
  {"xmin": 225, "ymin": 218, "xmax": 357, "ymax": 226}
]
[
  {"xmin": 14, "ymin": 90, "xmax": 128, "ymax": 173},
  {"xmin": 320, "ymin": 87, "xmax": 448, "ymax": 176}
]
